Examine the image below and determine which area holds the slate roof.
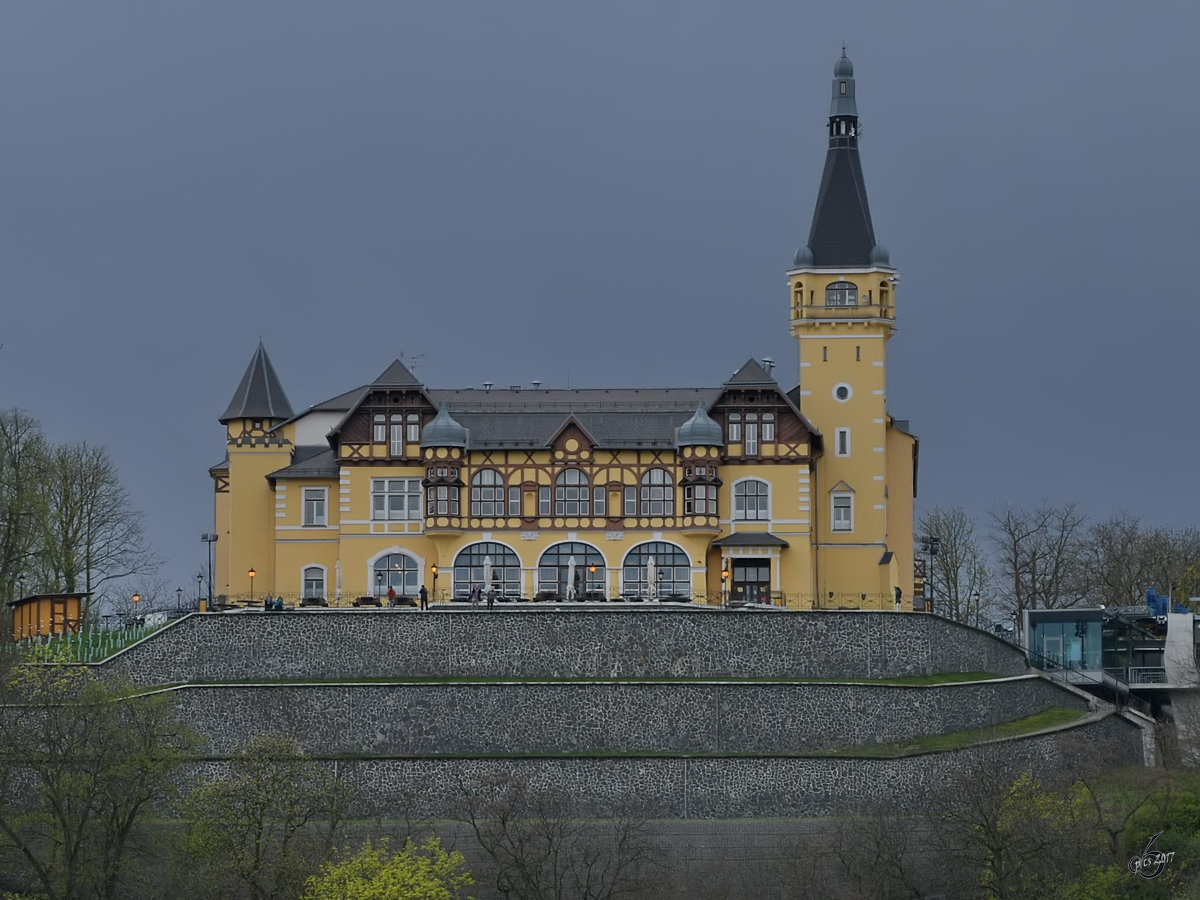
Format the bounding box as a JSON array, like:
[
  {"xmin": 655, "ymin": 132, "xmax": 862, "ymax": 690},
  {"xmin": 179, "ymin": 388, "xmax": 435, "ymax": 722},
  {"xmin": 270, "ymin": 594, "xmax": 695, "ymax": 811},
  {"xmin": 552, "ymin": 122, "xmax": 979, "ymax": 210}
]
[
  {"xmin": 428, "ymin": 389, "xmax": 722, "ymax": 450},
  {"xmin": 712, "ymin": 533, "xmax": 790, "ymax": 548},
  {"xmin": 372, "ymin": 359, "xmax": 422, "ymax": 387},
  {"xmin": 220, "ymin": 342, "xmax": 295, "ymax": 424},
  {"xmin": 268, "ymin": 445, "xmax": 338, "ymax": 479},
  {"xmin": 797, "ymin": 52, "xmax": 880, "ymax": 269}
]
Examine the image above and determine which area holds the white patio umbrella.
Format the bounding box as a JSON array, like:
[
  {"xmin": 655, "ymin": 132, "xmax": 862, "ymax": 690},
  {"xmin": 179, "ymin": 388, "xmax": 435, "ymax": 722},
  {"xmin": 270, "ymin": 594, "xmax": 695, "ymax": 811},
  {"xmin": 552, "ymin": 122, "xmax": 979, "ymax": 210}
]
[
  {"xmin": 646, "ymin": 556, "xmax": 657, "ymax": 600},
  {"xmin": 483, "ymin": 556, "xmax": 493, "ymax": 599},
  {"xmin": 566, "ymin": 556, "xmax": 577, "ymax": 599}
]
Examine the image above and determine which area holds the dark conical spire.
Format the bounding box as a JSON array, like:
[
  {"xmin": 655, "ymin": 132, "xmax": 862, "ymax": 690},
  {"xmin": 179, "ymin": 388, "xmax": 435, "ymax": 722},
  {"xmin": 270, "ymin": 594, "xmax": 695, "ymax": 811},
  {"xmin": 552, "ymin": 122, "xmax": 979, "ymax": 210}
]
[
  {"xmin": 794, "ymin": 50, "xmax": 883, "ymax": 269},
  {"xmin": 220, "ymin": 341, "xmax": 294, "ymax": 424}
]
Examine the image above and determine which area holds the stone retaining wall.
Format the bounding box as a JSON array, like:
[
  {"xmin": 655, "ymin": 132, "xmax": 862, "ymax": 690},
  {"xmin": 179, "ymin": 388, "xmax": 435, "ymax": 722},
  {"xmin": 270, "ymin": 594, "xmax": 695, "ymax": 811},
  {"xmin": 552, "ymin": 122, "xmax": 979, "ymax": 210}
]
[
  {"xmin": 104, "ymin": 609, "xmax": 1028, "ymax": 685},
  {"xmin": 183, "ymin": 713, "xmax": 1143, "ymax": 820},
  {"xmin": 170, "ymin": 675, "xmax": 1088, "ymax": 756}
]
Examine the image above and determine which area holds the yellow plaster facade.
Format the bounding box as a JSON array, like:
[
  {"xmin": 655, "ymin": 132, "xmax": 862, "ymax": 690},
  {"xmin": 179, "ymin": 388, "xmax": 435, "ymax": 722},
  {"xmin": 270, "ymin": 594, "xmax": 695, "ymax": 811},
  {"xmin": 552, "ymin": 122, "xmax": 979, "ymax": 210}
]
[{"xmin": 209, "ymin": 53, "xmax": 917, "ymax": 612}]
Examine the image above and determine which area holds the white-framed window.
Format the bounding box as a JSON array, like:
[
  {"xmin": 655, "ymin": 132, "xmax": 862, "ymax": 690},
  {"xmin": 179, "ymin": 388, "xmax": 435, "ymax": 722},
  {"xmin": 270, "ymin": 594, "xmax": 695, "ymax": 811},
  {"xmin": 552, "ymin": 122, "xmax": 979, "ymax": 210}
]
[
  {"xmin": 427, "ymin": 483, "xmax": 460, "ymax": 516},
  {"xmin": 302, "ymin": 487, "xmax": 327, "ymax": 526},
  {"xmin": 390, "ymin": 414, "xmax": 404, "ymax": 456},
  {"xmin": 744, "ymin": 414, "xmax": 759, "ymax": 455},
  {"xmin": 684, "ymin": 484, "xmax": 717, "ymax": 515},
  {"xmin": 471, "ymin": 469, "xmax": 506, "ymax": 517},
  {"xmin": 624, "ymin": 486, "xmax": 636, "ymax": 516},
  {"xmin": 406, "ymin": 413, "xmax": 420, "ymax": 443},
  {"xmin": 733, "ymin": 479, "xmax": 770, "ymax": 521},
  {"xmin": 762, "ymin": 412, "xmax": 775, "ymax": 443},
  {"xmin": 593, "ymin": 486, "xmax": 606, "ymax": 516},
  {"xmin": 836, "ymin": 428, "xmax": 851, "ymax": 457},
  {"xmin": 302, "ymin": 566, "xmax": 325, "ymax": 599},
  {"xmin": 508, "ymin": 486, "xmax": 521, "ymax": 516},
  {"xmin": 825, "ymin": 281, "xmax": 858, "ymax": 307},
  {"xmin": 834, "ymin": 383, "xmax": 852, "ymax": 402},
  {"xmin": 640, "ymin": 468, "xmax": 674, "ymax": 516},
  {"xmin": 371, "ymin": 478, "xmax": 423, "ymax": 520},
  {"xmin": 727, "ymin": 412, "xmax": 741, "ymax": 443},
  {"xmin": 372, "ymin": 414, "xmax": 386, "ymax": 443},
  {"xmin": 832, "ymin": 491, "xmax": 854, "ymax": 532},
  {"xmin": 555, "ymin": 469, "xmax": 590, "ymax": 516}
]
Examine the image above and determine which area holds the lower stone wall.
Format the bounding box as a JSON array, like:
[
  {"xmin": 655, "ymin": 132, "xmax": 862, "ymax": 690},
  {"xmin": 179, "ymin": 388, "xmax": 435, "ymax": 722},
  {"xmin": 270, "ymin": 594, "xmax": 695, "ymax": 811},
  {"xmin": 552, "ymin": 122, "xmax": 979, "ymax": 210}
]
[
  {"xmin": 104, "ymin": 609, "xmax": 1028, "ymax": 685},
  {"xmin": 171, "ymin": 675, "xmax": 1089, "ymax": 756},
  {"xmin": 183, "ymin": 713, "xmax": 1143, "ymax": 820}
]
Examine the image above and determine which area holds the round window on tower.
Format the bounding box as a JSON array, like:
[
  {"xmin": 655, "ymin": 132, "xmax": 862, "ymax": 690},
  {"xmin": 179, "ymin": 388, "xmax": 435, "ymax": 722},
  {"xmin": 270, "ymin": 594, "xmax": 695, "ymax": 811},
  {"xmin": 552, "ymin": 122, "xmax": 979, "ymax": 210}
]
[{"xmin": 834, "ymin": 383, "xmax": 852, "ymax": 402}]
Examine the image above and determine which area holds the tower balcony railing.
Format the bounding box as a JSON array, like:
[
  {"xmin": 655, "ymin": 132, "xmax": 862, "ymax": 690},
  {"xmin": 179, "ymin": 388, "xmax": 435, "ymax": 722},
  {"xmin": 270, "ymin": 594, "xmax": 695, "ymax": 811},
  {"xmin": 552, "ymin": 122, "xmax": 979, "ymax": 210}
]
[{"xmin": 792, "ymin": 301, "xmax": 894, "ymax": 322}]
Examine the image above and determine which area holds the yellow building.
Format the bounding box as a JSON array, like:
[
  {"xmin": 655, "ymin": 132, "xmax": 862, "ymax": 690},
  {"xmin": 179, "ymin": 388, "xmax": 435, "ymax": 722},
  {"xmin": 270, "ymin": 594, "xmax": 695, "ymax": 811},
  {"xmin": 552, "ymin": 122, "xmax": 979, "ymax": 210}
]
[{"xmin": 210, "ymin": 52, "xmax": 917, "ymax": 610}]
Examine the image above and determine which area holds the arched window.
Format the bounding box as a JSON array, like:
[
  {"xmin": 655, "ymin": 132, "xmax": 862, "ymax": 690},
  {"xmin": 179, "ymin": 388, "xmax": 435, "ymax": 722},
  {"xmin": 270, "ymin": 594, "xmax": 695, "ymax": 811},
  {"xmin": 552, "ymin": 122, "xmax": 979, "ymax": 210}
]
[
  {"xmin": 554, "ymin": 469, "xmax": 590, "ymax": 516},
  {"xmin": 453, "ymin": 542, "xmax": 521, "ymax": 600},
  {"xmin": 622, "ymin": 541, "xmax": 690, "ymax": 599},
  {"xmin": 372, "ymin": 553, "xmax": 420, "ymax": 598},
  {"xmin": 302, "ymin": 566, "xmax": 325, "ymax": 600},
  {"xmin": 733, "ymin": 479, "xmax": 770, "ymax": 521},
  {"xmin": 470, "ymin": 469, "xmax": 506, "ymax": 517},
  {"xmin": 537, "ymin": 541, "xmax": 604, "ymax": 599},
  {"xmin": 825, "ymin": 281, "xmax": 858, "ymax": 308},
  {"xmin": 640, "ymin": 468, "xmax": 674, "ymax": 516}
]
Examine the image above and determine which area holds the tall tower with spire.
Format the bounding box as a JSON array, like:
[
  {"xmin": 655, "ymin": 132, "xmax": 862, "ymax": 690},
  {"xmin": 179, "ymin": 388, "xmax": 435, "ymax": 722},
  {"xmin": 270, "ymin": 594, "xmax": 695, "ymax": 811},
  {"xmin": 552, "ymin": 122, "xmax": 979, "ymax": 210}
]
[{"xmin": 787, "ymin": 50, "xmax": 916, "ymax": 606}]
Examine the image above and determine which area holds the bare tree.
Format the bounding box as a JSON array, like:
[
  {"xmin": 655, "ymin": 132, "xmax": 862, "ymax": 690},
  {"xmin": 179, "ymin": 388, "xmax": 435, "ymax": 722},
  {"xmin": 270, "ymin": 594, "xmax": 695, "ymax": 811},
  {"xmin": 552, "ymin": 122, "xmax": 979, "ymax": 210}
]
[
  {"xmin": 990, "ymin": 502, "xmax": 1088, "ymax": 617},
  {"xmin": 0, "ymin": 409, "xmax": 50, "ymax": 606},
  {"xmin": 0, "ymin": 666, "xmax": 200, "ymax": 900},
  {"xmin": 918, "ymin": 506, "xmax": 988, "ymax": 625},
  {"xmin": 39, "ymin": 442, "xmax": 159, "ymax": 616},
  {"xmin": 183, "ymin": 734, "xmax": 356, "ymax": 900},
  {"xmin": 457, "ymin": 772, "xmax": 664, "ymax": 900}
]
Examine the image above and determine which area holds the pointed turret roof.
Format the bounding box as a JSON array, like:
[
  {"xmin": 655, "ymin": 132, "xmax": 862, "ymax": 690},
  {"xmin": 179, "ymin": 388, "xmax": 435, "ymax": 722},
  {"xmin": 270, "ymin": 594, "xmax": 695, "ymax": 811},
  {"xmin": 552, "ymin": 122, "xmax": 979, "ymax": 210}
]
[
  {"xmin": 220, "ymin": 342, "xmax": 294, "ymax": 424},
  {"xmin": 795, "ymin": 50, "xmax": 886, "ymax": 269},
  {"xmin": 372, "ymin": 359, "xmax": 422, "ymax": 388}
]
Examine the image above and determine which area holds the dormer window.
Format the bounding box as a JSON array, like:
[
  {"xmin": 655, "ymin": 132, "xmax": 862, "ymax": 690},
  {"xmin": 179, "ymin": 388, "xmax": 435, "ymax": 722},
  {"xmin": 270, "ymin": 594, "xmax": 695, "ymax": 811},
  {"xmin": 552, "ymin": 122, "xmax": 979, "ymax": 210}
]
[{"xmin": 825, "ymin": 281, "xmax": 858, "ymax": 307}]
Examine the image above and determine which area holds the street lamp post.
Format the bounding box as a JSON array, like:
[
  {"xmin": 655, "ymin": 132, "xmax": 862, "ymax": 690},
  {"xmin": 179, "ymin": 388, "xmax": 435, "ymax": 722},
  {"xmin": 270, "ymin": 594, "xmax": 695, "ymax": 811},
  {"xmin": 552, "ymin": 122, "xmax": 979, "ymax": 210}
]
[
  {"xmin": 972, "ymin": 590, "xmax": 981, "ymax": 627},
  {"xmin": 196, "ymin": 572, "xmax": 204, "ymax": 608},
  {"xmin": 721, "ymin": 565, "xmax": 729, "ymax": 607},
  {"xmin": 132, "ymin": 592, "xmax": 141, "ymax": 628},
  {"xmin": 431, "ymin": 565, "xmax": 438, "ymax": 602},
  {"xmin": 201, "ymin": 533, "xmax": 218, "ymax": 606},
  {"xmin": 176, "ymin": 587, "xmax": 183, "ymax": 612},
  {"xmin": 248, "ymin": 568, "xmax": 256, "ymax": 605},
  {"xmin": 588, "ymin": 564, "xmax": 597, "ymax": 599},
  {"xmin": 376, "ymin": 571, "xmax": 384, "ymax": 602}
]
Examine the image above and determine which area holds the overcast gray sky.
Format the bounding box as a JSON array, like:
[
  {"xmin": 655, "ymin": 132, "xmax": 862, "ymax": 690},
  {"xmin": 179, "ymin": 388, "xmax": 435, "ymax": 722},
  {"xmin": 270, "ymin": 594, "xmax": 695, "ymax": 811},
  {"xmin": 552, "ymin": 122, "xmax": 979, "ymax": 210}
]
[{"xmin": 2, "ymin": 2, "xmax": 1196, "ymax": 598}]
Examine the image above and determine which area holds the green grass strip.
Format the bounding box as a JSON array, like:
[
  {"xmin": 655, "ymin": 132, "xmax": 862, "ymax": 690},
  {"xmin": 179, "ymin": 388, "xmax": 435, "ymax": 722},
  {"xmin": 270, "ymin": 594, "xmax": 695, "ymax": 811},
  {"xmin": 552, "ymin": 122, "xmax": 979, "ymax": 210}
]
[{"xmin": 181, "ymin": 671, "xmax": 1005, "ymax": 688}]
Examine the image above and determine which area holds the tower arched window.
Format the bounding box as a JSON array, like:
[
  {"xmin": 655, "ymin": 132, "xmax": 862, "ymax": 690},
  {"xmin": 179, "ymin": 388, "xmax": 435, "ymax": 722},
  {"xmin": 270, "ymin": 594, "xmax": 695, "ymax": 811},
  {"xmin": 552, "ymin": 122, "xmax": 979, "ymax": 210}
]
[
  {"xmin": 471, "ymin": 469, "xmax": 506, "ymax": 517},
  {"xmin": 825, "ymin": 281, "xmax": 858, "ymax": 308},
  {"xmin": 640, "ymin": 468, "xmax": 674, "ymax": 516}
]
